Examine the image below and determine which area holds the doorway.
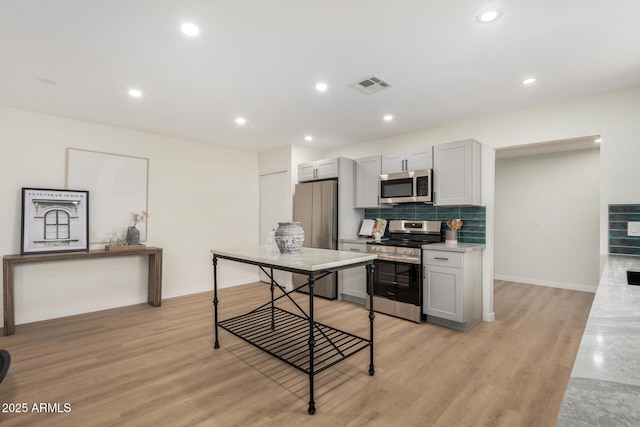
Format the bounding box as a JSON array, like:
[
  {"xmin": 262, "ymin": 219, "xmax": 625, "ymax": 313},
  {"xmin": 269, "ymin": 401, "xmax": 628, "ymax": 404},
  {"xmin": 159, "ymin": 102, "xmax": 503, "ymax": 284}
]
[{"xmin": 494, "ymin": 136, "xmax": 601, "ymax": 292}]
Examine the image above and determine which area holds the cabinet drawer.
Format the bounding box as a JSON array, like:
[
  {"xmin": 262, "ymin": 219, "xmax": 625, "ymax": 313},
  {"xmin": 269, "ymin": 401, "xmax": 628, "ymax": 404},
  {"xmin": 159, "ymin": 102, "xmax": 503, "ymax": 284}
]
[
  {"xmin": 342, "ymin": 242, "xmax": 367, "ymax": 253},
  {"xmin": 423, "ymin": 250, "xmax": 463, "ymax": 268}
]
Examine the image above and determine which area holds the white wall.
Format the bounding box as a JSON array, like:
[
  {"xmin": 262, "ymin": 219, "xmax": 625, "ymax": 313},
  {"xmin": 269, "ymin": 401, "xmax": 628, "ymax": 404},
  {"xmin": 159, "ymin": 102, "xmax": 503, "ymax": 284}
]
[
  {"xmin": 0, "ymin": 106, "xmax": 260, "ymax": 327},
  {"xmin": 494, "ymin": 149, "xmax": 600, "ymax": 291},
  {"xmin": 324, "ymin": 84, "xmax": 640, "ymax": 319}
]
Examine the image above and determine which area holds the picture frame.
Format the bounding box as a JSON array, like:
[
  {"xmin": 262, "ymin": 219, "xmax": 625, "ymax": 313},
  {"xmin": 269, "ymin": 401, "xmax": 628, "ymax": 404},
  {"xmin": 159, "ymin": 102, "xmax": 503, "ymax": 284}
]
[
  {"xmin": 20, "ymin": 187, "xmax": 89, "ymax": 255},
  {"xmin": 66, "ymin": 148, "xmax": 148, "ymax": 244}
]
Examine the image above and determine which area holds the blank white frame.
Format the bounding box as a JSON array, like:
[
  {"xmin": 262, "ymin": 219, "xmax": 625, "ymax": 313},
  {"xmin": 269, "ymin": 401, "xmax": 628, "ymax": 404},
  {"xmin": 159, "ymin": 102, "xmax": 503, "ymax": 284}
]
[{"xmin": 66, "ymin": 148, "xmax": 148, "ymax": 244}]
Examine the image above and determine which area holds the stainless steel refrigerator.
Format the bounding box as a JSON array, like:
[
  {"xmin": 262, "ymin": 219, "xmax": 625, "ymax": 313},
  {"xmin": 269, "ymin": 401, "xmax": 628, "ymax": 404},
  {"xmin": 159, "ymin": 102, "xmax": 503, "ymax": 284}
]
[{"xmin": 293, "ymin": 179, "xmax": 338, "ymax": 299}]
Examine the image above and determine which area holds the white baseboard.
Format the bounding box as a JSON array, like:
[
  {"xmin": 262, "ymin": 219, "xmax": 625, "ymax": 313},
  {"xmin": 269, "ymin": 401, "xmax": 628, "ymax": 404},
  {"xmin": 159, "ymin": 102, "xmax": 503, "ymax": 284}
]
[
  {"xmin": 10, "ymin": 279, "xmax": 260, "ymax": 328},
  {"xmin": 483, "ymin": 312, "xmax": 495, "ymax": 322},
  {"xmin": 494, "ymin": 274, "xmax": 597, "ymax": 293},
  {"xmin": 163, "ymin": 278, "xmax": 256, "ymax": 299}
]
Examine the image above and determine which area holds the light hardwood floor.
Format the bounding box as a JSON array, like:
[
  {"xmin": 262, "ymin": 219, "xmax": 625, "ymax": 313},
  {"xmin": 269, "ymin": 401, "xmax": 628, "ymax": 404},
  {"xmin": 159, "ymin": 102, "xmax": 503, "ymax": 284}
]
[{"xmin": 0, "ymin": 280, "xmax": 593, "ymax": 427}]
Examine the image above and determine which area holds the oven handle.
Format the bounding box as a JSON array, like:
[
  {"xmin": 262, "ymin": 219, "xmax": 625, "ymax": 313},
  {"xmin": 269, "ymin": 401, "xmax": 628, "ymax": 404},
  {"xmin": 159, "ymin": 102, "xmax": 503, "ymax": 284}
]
[{"xmin": 374, "ymin": 256, "xmax": 421, "ymax": 265}]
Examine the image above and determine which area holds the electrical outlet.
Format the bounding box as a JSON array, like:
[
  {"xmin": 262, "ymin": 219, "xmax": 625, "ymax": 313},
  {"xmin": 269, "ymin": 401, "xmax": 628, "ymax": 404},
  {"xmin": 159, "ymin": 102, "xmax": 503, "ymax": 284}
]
[{"xmin": 628, "ymin": 222, "xmax": 640, "ymax": 237}]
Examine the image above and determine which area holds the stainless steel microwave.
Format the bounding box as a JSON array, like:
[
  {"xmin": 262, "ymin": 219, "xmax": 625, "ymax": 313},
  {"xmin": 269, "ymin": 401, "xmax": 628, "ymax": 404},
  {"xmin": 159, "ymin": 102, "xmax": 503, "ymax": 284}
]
[{"xmin": 380, "ymin": 169, "xmax": 433, "ymax": 204}]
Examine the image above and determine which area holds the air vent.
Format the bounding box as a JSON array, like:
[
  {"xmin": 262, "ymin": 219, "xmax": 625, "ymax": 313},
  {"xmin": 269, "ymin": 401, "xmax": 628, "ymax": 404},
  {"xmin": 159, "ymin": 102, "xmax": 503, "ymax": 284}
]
[{"xmin": 349, "ymin": 74, "xmax": 393, "ymax": 95}]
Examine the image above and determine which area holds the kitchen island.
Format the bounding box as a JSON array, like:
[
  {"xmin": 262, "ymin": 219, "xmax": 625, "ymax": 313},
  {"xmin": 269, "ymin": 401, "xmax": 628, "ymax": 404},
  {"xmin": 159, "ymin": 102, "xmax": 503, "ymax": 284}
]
[
  {"xmin": 557, "ymin": 255, "xmax": 640, "ymax": 425},
  {"xmin": 210, "ymin": 246, "xmax": 376, "ymax": 415}
]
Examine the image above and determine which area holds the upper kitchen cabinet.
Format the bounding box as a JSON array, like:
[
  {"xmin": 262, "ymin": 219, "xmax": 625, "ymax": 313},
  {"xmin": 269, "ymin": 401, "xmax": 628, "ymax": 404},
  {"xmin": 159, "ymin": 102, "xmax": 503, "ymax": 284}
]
[
  {"xmin": 433, "ymin": 139, "xmax": 481, "ymax": 206},
  {"xmin": 298, "ymin": 158, "xmax": 340, "ymax": 182},
  {"xmin": 381, "ymin": 147, "xmax": 433, "ymax": 174},
  {"xmin": 355, "ymin": 155, "xmax": 390, "ymax": 209}
]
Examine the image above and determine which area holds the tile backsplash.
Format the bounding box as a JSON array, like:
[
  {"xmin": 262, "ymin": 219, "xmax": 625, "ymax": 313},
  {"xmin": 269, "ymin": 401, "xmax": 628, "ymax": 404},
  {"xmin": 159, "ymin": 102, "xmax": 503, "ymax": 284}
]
[
  {"xmin": 609, "ymin": 204, "xmax": 640, "ymax": 256},
  {"xmin": 364, "ymin": 204, "xmax": 486, "ymax": 244}
]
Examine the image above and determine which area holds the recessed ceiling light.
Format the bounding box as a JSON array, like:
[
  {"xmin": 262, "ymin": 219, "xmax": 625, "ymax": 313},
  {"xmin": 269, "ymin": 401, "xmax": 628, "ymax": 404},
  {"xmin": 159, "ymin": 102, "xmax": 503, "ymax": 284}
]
[
  {"xmin": 181, "ymin": 22, "xmax": 200, "ymax": 37},
  {"xmin": 383, "ymin": 115, "xmax": 394, "ymax": 121},
  {"xmin": 476, "ymin": 7, "xmax": 503, "ymax": 23},
  {"xmin": 521, "ymin": 77, "xmax": 537, "ymax": 85},
  {"xmin": 235, "ymin": 117, "xmax": 246, "ymax": 125},
  {"xmin": 315, "ymin": 82, "xmax": 328, "ymax": 92},
  {"xmin": 595, "ymin": 138, "xmax": 602, "ymax": 143},
  {"xmin": 128, "ymin": 89, "xmax": 142, "ymax": 98},
  {"xmin": 304, "ymin": 135, "xmax": 313, "ymax": 142}
]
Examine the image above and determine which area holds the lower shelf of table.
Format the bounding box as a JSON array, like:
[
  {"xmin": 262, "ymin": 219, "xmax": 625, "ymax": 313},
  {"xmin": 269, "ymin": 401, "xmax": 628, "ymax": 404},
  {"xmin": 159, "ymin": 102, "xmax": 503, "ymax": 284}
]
[{"xmin": 219, "ymin": 306, "xmax": 370, "ymax": 375}]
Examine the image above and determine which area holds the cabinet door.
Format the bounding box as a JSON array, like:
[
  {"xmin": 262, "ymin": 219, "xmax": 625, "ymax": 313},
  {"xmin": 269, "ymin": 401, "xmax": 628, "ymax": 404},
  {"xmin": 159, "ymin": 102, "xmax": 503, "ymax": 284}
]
[
  {"xmin": 298, "ymin": 162, "xmax": 316, "ymax": 182},
  {"xmin": 406, "ymin": 147, "xmax": 433, "ymax": 171},
  {"xmin": 315, "ymin": 158, "xmax": 339, "ymax": 180},
  {"xmin": 433, "ymin": 139, "xmax": 480, "ymax": 205},
  {"xmin": 339, "ymin": 242, "xmax": 368, "ymax": 300},
  {"xmin": 381, "ymin": 151, "xmax": 406, "ymax": 174},
  {"xmin": 355, "ymin": 156, "xmax": 382, "ymax": 208},
  {"xmin": 424, "ymin": 265, "xmax": 463, "ymax": 322}
]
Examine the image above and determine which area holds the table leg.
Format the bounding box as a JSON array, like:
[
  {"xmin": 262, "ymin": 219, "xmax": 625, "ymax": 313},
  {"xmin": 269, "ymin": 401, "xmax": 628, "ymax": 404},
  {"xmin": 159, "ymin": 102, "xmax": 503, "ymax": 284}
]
[
  {"xmin": 3, "ymin": 259, "xmax": 15, "ymax": 336},
  {"xmin": 147, "ymin": 250, "xmax": 163, "ymax": 307},
  {"xmin": 270, "ymin": 268, "xmax": 275, "ymax": 330},
  {"xmin": 213, "ymin": 255, "xmax": 220, "ymax": 349},
  {"xmin": 367, "ymin": 262, "xmax": 375, "ymax": 376},
  {"xmin": 307, "ymin": 272, "xmax": 316, "ymax": 415}
]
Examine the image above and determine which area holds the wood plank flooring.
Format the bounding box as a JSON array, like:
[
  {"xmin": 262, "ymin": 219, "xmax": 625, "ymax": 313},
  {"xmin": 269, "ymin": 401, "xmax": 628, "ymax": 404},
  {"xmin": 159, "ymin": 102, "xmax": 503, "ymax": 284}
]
[{"xmin": 0, "ymin": 280, "xmax": 593, "ymax": 426}]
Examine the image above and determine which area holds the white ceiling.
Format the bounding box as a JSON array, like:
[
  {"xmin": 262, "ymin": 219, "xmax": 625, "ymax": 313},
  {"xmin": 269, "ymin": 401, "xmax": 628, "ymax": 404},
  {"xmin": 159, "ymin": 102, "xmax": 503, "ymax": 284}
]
[{"xmin": 2, "ymin": 1, "xmax": 640, "ymax": 152}]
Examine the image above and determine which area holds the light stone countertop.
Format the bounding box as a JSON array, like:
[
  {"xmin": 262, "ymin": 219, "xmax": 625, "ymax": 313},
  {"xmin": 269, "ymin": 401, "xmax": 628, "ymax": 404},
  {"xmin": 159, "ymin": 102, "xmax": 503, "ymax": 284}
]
[
  {"xmin": 421, "ymin": 242, "xmax": 486, "ymax": 252},
  {"xmin": 211, "ymin": 246, "xmax": 376, "ymax": 272},
  {"xmin": 557, "ymin": 255, "xmax": 640, "ymax": 426}
]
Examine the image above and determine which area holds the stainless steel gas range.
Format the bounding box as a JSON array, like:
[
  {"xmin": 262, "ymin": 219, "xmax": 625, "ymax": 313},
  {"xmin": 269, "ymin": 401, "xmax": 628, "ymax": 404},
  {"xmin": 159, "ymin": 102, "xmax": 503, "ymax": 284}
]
[{"xmin": 367, "ymin": 220, "xmax": 442, "ymax": 323}]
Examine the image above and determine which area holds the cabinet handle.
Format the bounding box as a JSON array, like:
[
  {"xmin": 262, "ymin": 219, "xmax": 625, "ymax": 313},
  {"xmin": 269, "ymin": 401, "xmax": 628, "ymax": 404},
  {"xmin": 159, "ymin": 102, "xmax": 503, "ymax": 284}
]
[
  {"xmin": 349, "ymin": 248, "xmax": 360, "ymax": 252},
  {"xmin": 435, "ymin": 257, "xmax": 449, "ymax": 261}
]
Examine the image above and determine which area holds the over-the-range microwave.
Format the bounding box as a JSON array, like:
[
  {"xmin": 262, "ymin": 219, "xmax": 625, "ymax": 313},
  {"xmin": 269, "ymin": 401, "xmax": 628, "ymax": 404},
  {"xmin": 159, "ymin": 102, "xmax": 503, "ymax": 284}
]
[{"xmin": 379, "ymin": 169, "xmax": 433, "ymax": 204}]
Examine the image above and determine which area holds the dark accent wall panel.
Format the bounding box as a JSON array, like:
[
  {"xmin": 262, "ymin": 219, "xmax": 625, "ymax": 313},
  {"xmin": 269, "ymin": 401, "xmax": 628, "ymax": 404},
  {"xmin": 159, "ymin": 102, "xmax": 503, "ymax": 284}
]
[
  {"xmin": 364, "ymin": 204, "xmax": 486, "ymax": 244},
  {"xmin": 609, "ymin": 204, "xmax": 640, "ymax": 256}
]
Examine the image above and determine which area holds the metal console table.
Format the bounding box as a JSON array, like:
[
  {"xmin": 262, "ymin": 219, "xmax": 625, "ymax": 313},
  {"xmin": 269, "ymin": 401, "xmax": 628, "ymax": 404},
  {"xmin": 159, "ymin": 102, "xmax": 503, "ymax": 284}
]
[{"xmin": 210, "ymin": 246, "xmax": 376, "ymax": 415}]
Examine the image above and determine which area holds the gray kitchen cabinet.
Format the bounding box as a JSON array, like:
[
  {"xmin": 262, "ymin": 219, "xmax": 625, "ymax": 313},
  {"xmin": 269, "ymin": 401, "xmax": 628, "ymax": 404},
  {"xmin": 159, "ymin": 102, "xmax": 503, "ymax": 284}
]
[
  {"xmin": 381, "ymin": 147, "xmax": 433, "ymax": 174},
  {"xmin": 298, "ymin": 157, "xmax": 339, "ymax": 182},
  {"xmin": 338, "ymin": 241, "xmax": 368, "ymax": 303},
  {"xmin": 423, "ymin": 249, "xmax": 482, "ymax": 331},
  {"xmin": 433, "ymin": 139, "xmax": 481, "ymax": 205},
  {"xmin": 355, "ymin": 155, "xmax": 391, "ymax": 208}
]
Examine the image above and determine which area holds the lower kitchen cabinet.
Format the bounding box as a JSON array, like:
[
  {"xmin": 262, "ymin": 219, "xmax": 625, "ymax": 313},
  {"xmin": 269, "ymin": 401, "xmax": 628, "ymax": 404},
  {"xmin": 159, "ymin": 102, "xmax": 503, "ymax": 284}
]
[
  {"xmin": 423, "ymin": 249, "xmax": 482, "ymax": 331},
  {"xmin": 339, "ymin": 241, "xmax": 368, "ymax": 303}
]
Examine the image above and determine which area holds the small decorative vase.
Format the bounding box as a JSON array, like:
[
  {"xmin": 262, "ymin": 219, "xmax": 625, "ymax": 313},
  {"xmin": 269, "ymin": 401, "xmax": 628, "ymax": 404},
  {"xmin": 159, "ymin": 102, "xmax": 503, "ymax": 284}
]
[
  {"xmin": 126, "ymin": 226, "xmax": 140, "ymax": 245},
  {"xmin": 274, "ymin": 222, "xmax": 305, "ymax": 253}
]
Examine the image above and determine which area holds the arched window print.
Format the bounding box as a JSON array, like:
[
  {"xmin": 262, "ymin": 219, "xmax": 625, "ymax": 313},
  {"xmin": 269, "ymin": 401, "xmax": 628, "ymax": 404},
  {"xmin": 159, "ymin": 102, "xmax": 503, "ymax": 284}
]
[{"xmin": 44, "ymin": 210, "xmax": 70, "ymax": 240}]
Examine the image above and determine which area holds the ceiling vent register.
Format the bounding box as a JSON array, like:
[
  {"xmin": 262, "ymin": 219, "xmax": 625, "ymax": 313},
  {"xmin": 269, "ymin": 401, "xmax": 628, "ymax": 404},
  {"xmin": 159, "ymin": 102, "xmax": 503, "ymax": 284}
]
[{"xmin": 350, "ymin": 75, "xmax": 392, "ymax": 95}]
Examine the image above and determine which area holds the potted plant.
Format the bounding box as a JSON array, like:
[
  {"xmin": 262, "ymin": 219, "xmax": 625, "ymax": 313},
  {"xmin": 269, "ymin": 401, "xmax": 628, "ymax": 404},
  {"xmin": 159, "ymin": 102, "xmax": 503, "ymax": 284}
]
[{"xmin": 127, "ymin": 211, "xmax": 149, "ymax": 245}]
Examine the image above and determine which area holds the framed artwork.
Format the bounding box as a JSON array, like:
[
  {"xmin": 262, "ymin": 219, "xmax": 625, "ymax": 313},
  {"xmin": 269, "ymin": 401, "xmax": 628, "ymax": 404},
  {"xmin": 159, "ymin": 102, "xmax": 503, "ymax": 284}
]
[
  {"xmin": 21, "ymin": 187, "xmax": 89, "ymax": 255},
  {"xmin": 66, "ymin": 148, "xmax": 148, "ymax": 244}
]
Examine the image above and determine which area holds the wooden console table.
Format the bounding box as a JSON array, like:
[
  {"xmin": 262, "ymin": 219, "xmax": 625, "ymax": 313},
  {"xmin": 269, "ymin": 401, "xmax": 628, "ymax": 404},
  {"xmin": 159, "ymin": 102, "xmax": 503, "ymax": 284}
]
[{"xmin": 2, "ymin": 247, "xmax": 163, "ymax": 336}]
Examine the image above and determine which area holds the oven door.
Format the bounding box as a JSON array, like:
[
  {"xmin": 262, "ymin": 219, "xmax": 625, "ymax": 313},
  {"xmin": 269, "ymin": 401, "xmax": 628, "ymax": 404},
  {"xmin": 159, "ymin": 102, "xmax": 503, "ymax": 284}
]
[{"xmin": 372, "ymin": 258, "xmax": 421, "ymax": 306}]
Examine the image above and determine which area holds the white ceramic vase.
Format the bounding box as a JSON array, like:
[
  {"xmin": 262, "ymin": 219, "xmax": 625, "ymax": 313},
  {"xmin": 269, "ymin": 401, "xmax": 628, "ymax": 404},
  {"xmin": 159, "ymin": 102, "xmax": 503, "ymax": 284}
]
[{"xmin": 274, "ymin": 222, "xmax": 305, "ymax": 253}]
